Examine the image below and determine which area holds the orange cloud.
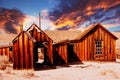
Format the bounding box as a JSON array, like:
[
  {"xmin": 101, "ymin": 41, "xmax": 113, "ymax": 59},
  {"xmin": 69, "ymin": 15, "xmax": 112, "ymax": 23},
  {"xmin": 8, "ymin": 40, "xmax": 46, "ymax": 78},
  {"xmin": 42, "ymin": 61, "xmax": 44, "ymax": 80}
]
[
  {"xmin": 0, "ymin": 8, "xmax": 26, "ymax": 34},
  {"xmin": 49, "ymin": 0, "xmax": 120, "ymax": 30}
]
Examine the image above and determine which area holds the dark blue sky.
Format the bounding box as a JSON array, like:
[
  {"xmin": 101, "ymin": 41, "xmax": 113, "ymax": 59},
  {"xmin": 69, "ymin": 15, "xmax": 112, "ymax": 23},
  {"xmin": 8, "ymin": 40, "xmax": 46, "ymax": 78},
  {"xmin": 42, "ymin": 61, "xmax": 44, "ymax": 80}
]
[{"xmin": 0, "ymin": 0, "xmax": 57, "ymax": 16}]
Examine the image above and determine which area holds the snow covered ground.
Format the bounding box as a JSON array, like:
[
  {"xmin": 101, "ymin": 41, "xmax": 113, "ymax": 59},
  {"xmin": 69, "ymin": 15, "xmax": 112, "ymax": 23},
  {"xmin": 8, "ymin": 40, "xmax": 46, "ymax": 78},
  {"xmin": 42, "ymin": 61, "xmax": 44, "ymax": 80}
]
[{"xmin": 0, "ymin": 61, "xmax": 120, "ymax": 80}]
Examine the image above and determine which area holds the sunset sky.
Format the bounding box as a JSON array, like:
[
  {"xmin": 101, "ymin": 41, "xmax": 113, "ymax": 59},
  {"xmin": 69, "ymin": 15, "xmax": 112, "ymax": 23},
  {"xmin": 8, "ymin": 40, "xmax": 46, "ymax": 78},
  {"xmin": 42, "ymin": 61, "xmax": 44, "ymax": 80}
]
[{"xmin": 0, "ymin": 0, "xmax": 120, "ymax": 33}]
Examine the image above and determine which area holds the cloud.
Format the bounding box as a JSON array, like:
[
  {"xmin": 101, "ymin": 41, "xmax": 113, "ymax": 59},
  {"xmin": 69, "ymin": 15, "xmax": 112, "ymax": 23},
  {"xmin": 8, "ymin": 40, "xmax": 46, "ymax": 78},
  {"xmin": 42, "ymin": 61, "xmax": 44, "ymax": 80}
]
[
  {"xmin": 49, "ymin": 0, "xmax": 120, "ymax": 30},
  {"xmin": 0, "ymin": 8, "xmax": 26, "ymax": 34},
  {"xmin": 40, "ymin": 9, "xmax": 56, "ymax": 30},
  {"xmin": 23, "ymin": 15, "xmax": 39, "ymax": 30},
  {"xmin": 24, "ymin": 9, "xmax": 56, "ymax": 31},
  {"xmin": 103, "ymin": 23, "xmax": 120, "ymax": 28}
]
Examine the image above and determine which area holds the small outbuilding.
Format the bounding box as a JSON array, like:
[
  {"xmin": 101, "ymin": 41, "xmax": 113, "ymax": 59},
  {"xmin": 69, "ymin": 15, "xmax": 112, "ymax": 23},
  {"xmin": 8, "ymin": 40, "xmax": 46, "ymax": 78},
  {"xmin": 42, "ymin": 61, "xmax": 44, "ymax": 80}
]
[
  {"xmin": 0, "ymin": 43, "xmax": 13, "ymax": 62},
  {"xmin": 71, "ymin": 24, "xmax": 118, "ymax": 61},
  {"xmin": 12, "ymin": 24, "xmax": 53, "ymax": 70}
]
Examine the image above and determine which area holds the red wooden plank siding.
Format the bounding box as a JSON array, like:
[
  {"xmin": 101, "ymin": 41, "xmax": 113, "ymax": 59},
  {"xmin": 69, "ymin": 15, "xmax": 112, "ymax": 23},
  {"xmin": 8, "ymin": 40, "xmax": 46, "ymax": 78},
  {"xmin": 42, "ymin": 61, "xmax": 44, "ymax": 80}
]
[
  {"xmin": 62, "ymin": 45, "xmax": 67, "ymax": 63},
  {"xmin": 112, "ymin": 39, "xmax": 116, "ymax": 60},
  {"xmin": 87, "ymin": 36, "xmax": 90, "ymax": 60},
  {"xmin": 37, "ymin": 32, "xmax": 40, "ymax": 42},
  {"xmin": 31, "ymin": 27, "xmax": 53, "ymax": 64},
  {"xmin": 13, "ymin": 32, "xmax": 34, "ymax": 70},
  {"xmin": 41, "ymin": 32, "xmax": 44, "ymax": 42},
  {"xmin": 29, "ymin": 39, "xmax": 34, "ymax": 69},
  {"xmin": 19, "ymin": 33, "xmax": 23, "ymax": 69},
  {"xmin": 33, "ymin": 27, "xmax": 37, "ymax": 39},
  {"xmin": 72, "ymin": 25, "xmax": 116, "ymax": 61},
  {"xmin": 1, "ymin": 48, "xmax": 3, "ymax": 55},
  {"xmin": 0, "ymin": 49, "xmax": 1, "ymax": 55},
  {"xmin": 54, "ymin": 44, "xmax": 68, "ymax": 64},
  {"xmin": 23, "ymin": 32, "xmax": 29, "ymax": 69},
  {"xmin": 13, "ymin": 40, "xmax": 19, "ymax": 69},
  {"xmin": 13, "ymin": 41, "xmax": 16, "ymax": 69},
  {"xmin": 5, "ymin": 48, "xmax": 9, "ymax": 57},
  {"xmin": 48, "ymin": 40, "xmax": 53, "ymax": 64},
  {"xmin": 0, "ymin": 47, "xmax": 12, "ymax": 61}
]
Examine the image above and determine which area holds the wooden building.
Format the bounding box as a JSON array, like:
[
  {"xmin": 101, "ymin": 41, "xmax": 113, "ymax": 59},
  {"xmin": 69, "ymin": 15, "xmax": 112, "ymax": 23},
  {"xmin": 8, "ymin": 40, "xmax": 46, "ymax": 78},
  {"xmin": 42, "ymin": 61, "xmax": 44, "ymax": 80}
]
[
  {"xmin": 12, "ymin": 23, "xmax": 118, "ymax": 70},
  {"xmin": 45, "ymin": 23, "xmax": 118, "ymax": 63},
  {"xmin": 0, "ymin": 33, "xmax": 16, "ymax": 62},
  {"xmin": 45, "ymin": 30, "xmax": 82, "ymax": 65},
  {"xmin": 12, "ymin": 24, "xmax": 53, "ymax": 70},
  {"xmin": 26, "ymin": 24, "xmax": 53, "ymax": 69},
  {"xmin": 0, "ymin": 43, "xmax": 13, "ymax": 62},
  {"xmin": 71, "ymin": 24, "xmax": 118, "ymax": 61}
]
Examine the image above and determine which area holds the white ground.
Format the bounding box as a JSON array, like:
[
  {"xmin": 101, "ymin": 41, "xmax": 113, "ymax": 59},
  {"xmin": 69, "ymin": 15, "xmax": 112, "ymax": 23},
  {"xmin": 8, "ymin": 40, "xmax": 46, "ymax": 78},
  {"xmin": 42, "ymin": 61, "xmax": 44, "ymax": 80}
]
[{"xmin": 0, "ymin": 61, "xmax": 120, "ymax": 80}]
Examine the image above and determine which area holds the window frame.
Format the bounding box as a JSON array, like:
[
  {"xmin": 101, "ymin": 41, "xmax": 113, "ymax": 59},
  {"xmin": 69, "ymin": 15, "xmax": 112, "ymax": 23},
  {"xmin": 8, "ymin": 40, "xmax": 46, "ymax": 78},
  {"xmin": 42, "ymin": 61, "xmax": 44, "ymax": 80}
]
[{"xmin": 95, "ymin": 40, "xmax": 103, "ymax": 55}]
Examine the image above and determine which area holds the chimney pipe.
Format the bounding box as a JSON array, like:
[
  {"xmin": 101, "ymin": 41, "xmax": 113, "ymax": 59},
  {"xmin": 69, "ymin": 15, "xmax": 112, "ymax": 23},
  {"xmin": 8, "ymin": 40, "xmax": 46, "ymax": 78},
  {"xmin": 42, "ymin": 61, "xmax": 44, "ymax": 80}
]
[{"xmin": 20, "ymin": 24, "xmax": 23, "ymax": 32}]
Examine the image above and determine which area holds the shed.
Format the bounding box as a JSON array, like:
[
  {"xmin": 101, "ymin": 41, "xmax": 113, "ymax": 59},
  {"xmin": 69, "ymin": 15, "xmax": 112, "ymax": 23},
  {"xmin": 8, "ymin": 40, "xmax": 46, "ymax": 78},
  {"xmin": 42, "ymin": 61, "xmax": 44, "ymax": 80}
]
[
  {"xmin": 26, "ymin": 24, "xmax": 53, "ymax": 67},
  {"xmin": 0, "ymin": 43, "xmax": 13, "ymax": 62},
  {"xmin": 0, "ymin": 33, "xmax": 16, "ymax": 62},
  {"xmin": 72, "ymin": 23, "xmax": 118, "ymax": 61},
  {"xmin": 12, "ymin": 23, "xmax": 53, "ymax": 70}
]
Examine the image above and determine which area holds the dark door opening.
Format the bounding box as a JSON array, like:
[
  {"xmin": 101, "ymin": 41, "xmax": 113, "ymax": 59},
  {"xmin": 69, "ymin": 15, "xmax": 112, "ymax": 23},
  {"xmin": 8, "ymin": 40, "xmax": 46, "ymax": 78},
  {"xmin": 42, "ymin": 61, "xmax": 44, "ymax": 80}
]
[
  {"xmin": 33, "ymin": 42, "xmax": 52, "ymax": 70},
  {"xmin": 53, "ymin": 47, "xmax": 66, "ymax": 66},
  {"xmin": 68, "ymin": 44, "xmax": 80, "ymax": 63}
]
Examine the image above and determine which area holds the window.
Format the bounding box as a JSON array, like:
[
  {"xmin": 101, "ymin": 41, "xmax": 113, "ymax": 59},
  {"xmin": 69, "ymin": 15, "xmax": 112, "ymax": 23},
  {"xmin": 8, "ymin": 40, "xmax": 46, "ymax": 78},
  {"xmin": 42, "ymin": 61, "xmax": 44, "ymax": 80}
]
[{"xmin": 95, "ymin": 40, "xmax": 102, "ymax": 54}]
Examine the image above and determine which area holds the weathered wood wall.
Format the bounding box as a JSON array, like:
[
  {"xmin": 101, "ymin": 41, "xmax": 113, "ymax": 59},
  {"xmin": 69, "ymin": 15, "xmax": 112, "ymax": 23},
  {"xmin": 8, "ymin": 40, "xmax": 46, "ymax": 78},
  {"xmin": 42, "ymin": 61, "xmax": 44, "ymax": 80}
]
[
  {"xmin": 13, "ymin": 32, "xmax": 34, "ymax": 69},
  {"xmin": 28, "ymin": 27, "xmax": 53, "ymax": 64},
  {"xmin": 53, "ymin": 44, "xmax": 68, "ymax": 65},
  {"xmin": 0, "ymin": 46, "xmax": 12, "ymax": 62},
  {"xmin": 73, "ymin": 25, "xmax": 116, "ymax": 61}
]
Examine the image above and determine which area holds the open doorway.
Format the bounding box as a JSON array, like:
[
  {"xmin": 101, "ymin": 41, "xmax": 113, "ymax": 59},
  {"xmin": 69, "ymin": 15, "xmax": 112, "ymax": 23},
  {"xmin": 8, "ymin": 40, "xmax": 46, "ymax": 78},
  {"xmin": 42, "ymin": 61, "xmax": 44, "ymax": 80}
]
[
  {"xmin": 36, "ymin": 48, "xmax": 44, "ymax": 63},
  {"xmin": 34, "ymin": 42, "xmax": 53, "ymax": 70},
  {"xmin": 34, "ymin": 42, "xmax": 46, "ymax": 64},
  {"xmin": 68, "ymin": 44, "xmax": 80, "ymax": 63}
]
